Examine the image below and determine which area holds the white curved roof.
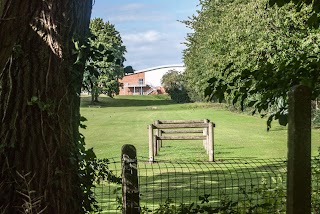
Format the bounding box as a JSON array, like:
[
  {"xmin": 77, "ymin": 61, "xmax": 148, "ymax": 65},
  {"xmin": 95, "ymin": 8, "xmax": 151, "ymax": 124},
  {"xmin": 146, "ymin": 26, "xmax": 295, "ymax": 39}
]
[
  {"xmin": 133, "ymin": 64, "xmax": 185, "ymax": 87},
  {"xmin": 134, "ymin": 64, "xmax": 185, "ymax": 74}
]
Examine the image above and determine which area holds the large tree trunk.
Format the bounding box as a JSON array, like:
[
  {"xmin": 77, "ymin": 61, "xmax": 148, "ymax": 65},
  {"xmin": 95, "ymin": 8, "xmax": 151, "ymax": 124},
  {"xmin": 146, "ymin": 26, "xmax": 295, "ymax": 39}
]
[{"xmin": 0, "ymin": 1, "xmax": 92, "ymax": 213}]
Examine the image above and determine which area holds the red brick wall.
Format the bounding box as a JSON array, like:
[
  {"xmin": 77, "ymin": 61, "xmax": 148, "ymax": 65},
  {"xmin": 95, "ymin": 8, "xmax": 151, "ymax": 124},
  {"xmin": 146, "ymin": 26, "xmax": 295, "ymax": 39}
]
[
  {"xmin": 118, "ymin": 72, "xmax": 167, "ymax": 95},
  {"xmin": 119, "ymin": 73, "xmax": 145, "ymax": 95}
]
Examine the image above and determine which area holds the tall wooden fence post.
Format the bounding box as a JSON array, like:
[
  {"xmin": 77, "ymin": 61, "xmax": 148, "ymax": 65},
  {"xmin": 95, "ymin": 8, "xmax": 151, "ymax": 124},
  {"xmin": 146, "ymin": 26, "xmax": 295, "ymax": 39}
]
[
  {"xmin": 148, "ymin": 124, "xmax": 154, "ymax": 162},
  {"xmin": 121, "ymin": 144, "xmax": 140, "ymax": 214},
  {"xmin": 155, "ymin": 120, "xmax": 162, "ymax": 152},
  {"xmin": 287, "ymin": 85, "xmax": 311, "ymax": 214},
  {"xmin": 208, "ymin": 122, "xmax": 214, "ymax": 162},
  {"xmin": 203, "ymin": 119, "xmax": 209, "ymax": 153}
]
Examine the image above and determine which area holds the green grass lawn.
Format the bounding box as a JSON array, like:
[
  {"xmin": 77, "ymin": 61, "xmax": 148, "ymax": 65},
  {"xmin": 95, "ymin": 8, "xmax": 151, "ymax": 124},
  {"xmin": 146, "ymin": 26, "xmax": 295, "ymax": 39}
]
[
  {"xmin": 81, "ymin": 95, "xmax": 320, "ymax": 213},
  {"xmin": 80, "ymin": 95, "xmax": 320, "ymax": 161}
]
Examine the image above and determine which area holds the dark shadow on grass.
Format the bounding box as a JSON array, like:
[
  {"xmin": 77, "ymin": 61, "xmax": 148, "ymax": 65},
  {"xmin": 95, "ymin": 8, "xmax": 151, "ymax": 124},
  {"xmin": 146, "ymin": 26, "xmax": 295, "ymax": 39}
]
[
  {"xmin": 80, "ymin": 96, "xmax": 177, "ymax": 108},
  {"xmin": 268, "ymin": 126, "xmax": 287, "ymax": 132}
]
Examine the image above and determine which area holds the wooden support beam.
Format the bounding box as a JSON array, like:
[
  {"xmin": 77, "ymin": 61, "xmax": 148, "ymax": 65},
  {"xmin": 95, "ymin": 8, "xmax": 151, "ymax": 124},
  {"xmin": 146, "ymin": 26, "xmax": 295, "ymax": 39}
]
[
  {"xmin": 154, "ymin": 123, "xmax": 209, "ymax": 129},
  {"xmin": 161, "ymin": 129, "xmax": 203, "ymax": 134},
  {"xmin": 157, "ymin": 136, "xmax": 206, "ymax": 140},
  {"xmin": 157, "ymin": 119, "xmax": 210, "ymax": 124},
  {"xmin": 148, "ymin": 119, "xmax": 215, "ymax": 162}
]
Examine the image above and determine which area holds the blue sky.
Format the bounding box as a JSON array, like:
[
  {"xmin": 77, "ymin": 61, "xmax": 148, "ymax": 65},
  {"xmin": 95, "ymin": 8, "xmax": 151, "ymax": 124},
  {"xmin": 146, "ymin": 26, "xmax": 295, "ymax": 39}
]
[{"xmin": 91, "ymin": 0, "xmax": 199, "ymax": 70}]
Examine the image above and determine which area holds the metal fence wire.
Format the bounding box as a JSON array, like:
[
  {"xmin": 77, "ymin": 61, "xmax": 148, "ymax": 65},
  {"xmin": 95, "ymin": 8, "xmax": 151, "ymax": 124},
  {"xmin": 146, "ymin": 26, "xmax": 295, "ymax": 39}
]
[{"xmin": 93, "ymin": 157, "xmax": 320, "ymax": 213}]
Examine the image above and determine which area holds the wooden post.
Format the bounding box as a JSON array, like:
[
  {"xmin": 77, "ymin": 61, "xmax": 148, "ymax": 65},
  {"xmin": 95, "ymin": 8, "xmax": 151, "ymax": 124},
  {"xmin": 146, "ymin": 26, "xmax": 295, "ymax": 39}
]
[
  {"xmin": 148, "ymin": 119, "xmax": 214, "ymax": 161},
  {"xmin": 208, "ymin": 122, "xmax": 214, "ymax": 162},
  {"xmin": 148, "ymin": 124, "xmax": 154, "ymax": 162},
  {"xmin": 203, "ymin": 119, "xmax": 208, "ymax": 152},
  {"xmin": 159, "ymin": 130, "xmax": 163, "ymax": 148},
  {"xmin": 153, "ymin": 135, "xmax": 158, "ymax": 156},
  {"xmin": 121, "ymin": 145, "xmax": 140, "ymax": 214},
  {"xmin": 287, "ymin": 85, "xmax": 311, "ymax": 214},
  {"xmin": 155, "ymin": 120, "xmax": 162, "ymax": 152}
]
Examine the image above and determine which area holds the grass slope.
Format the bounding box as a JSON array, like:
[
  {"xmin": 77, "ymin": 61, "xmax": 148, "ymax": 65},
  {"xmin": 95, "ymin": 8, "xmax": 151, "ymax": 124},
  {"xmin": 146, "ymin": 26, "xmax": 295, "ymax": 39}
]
[{"xmin": 80, "ymin": 95, "xmax": 320, "ymax": 161}]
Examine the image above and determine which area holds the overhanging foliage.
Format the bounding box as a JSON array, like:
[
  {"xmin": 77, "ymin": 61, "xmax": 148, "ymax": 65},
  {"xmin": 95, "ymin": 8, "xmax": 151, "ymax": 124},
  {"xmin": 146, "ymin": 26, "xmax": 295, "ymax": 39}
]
[{"xmin": 183, "ymin": 0, "xmax": 320, "ymax": 129}]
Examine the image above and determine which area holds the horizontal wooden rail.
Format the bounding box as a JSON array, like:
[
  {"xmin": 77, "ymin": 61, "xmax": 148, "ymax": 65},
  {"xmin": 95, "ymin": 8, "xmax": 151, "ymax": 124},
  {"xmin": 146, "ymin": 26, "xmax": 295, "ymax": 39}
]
[
  {"xmin": 158, "ymin": 119, "xmax": 209, "ymax": 124},
  {"xmin": 161, "ymin": 129, "xmax": 203, "ymax": 134},
  {"xmin": 154, "ymin": 123, "xmax": 210, "ymax": 129},
  {"xmin": 157, "ymin": 136, "xmax": 207, "ymax": 140}
]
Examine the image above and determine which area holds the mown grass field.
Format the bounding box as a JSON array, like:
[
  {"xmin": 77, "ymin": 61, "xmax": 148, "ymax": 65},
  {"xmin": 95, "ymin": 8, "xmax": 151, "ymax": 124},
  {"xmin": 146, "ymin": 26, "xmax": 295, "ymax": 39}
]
[
  {"xmin": 81, "ymin": 95, "xmax": 320, "ymax": 213},
  {"xmin": 80, "ymin": 95, "xmax": 320, "ymax": 161}
]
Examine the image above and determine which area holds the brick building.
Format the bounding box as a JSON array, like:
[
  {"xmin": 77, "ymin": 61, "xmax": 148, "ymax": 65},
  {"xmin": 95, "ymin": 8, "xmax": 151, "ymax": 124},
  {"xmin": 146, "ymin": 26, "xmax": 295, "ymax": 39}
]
[{"xmin": 119, "ymin": 64, "xmax": 185, "ymax": 95}]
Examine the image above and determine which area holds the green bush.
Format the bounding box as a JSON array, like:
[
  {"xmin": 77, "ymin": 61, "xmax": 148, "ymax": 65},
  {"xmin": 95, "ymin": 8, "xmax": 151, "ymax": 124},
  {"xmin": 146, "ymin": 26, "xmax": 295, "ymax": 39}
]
[{"xmin": 161, "ymin": 70, "xmax": 190, "ymax": 103}]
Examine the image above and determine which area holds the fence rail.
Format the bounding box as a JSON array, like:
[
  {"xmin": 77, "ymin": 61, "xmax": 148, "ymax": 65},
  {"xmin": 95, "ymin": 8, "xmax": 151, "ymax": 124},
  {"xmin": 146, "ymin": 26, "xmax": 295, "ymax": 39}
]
[
  {"xmin": 149, "ymin": 119, "xmax": 215, "ymax": 162},
  {"xmin": 93, "ymin": 156, "xmax": 320, "ymax": 213}
]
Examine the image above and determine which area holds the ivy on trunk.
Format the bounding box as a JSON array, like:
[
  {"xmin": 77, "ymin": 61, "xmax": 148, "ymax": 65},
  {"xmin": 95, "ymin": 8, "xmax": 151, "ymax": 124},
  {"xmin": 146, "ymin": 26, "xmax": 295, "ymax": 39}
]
[{"xmin": 0, "ymin": 1, "xmax": 93, "ymax": 213}]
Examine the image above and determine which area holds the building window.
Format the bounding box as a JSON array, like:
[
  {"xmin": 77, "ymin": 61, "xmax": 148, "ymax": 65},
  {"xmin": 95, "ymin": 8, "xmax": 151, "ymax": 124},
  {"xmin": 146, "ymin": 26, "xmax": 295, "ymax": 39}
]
[{"xmin": 139, "ymin": 78, "xmax": 144, "ymax": 85}]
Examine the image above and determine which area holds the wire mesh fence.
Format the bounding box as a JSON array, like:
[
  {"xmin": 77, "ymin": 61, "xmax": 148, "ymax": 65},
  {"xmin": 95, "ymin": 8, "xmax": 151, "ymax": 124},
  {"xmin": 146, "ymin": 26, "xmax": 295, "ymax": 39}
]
[{"xmin": 93, "ymin": 157, "xmax": 320, "ymax": 213}]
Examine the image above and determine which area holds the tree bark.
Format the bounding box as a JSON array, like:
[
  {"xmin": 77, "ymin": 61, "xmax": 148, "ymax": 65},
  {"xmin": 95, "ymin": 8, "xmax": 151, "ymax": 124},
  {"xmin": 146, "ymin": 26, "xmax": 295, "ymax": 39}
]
[
  {"xmin": 91, "ymin": 84, "xmax": 99, "ymax": 103},
  {"xmin": 0, "ymin": 1, "xmax": 92, "ymax": 213}
]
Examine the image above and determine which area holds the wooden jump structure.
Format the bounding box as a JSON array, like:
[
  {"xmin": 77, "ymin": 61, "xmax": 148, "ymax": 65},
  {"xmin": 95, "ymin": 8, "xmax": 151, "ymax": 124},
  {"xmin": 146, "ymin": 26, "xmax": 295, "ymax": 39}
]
[{"xmin": 148, "ymin": 119, "xmax": 215, "ymax": 162}]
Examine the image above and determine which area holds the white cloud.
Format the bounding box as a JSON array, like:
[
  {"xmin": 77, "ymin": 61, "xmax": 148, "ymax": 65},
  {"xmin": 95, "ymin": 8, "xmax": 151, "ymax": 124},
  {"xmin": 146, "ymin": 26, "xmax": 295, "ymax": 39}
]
[
  {"xmin": 109, "ymin": 14, "xmax": 170, "ymax": 22},
  {"xmin": 123, "ymin": 35, "xmax": 185, "ymax": 70},
  {"xmin": 119, "ymin": 3, "xmax": 146, "ymax": 11},
  {"xmin": 122, "ymin": 30, "xmax": 166, "ymax": 43},
  {"xmin": 104, "ymin": 3, "xmax": 172, "ymax": 23}
]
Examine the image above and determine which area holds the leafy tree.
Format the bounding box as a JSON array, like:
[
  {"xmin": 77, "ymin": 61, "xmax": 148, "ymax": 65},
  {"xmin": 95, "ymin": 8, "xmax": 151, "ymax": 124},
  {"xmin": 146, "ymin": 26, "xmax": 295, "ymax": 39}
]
[
  {"xmin": 269, "ymin": 0, "xmax": 320, "ymax": 27},
  {"xmin": 184, "ymin": 0, "xmax": 320, "ymax": 129},
  {"xmin": 0, "ymin": 0, "xmax": 98, "ymax": 213},
  {"xmin": 161, "ymin": 70, "xmax": 190, "ymax": 103},
  {"xmin": 124, "ymin": 65, "xmax": 134, "ymax": 74},
  {"xmin": 84, "ymin": 18, "xmax": 126, "ymax": 103}
]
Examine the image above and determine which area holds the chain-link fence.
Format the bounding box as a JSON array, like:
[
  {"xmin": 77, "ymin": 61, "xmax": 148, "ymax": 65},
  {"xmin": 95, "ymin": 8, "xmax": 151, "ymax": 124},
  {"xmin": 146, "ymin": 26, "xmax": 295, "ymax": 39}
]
[{"xmin": 93, "ymin": 157, "xmax": 320, "ymax": 213}]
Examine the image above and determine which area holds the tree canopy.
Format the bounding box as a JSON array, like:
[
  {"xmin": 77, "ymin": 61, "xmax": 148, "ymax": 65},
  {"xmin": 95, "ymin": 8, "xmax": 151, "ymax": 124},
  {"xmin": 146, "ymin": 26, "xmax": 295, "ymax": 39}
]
[
  {"xmin": 269, "ymin": 0, "xmax": 320, "ymax": 27},
  {"xmin": 183, "ymin": 0, "xmax": 320, "ymax": 129},
  {"xmin": 83, "ymin": 18, "xmax": 126, "ymax": 102},
  {"xmin": 161, "ymin": 70, "xmax": 190, "ymax": 103}
]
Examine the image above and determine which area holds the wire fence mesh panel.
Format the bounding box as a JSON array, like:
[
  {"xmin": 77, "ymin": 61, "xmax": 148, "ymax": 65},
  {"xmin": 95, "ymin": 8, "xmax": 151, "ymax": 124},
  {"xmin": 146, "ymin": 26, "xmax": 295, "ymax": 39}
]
[
  {"xmin": 94, "ymin": 157, "xmax": 320, "ymax": 213},
  {"xmin": 93, "ymin": 158, "xmax": 122, "ymax": 213},
  {"xmin": 137, "ymin": 158, "xmax": 287, "ymax": 213}
]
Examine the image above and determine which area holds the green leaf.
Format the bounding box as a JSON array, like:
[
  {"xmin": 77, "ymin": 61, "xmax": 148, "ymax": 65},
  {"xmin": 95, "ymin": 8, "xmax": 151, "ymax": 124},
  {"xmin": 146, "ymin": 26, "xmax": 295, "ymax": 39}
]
[
  {"xmin": 31, "ymin": 96, "xmax": 38, "ymax": 103},
  {"xmin": 276, "ymin": 0, "xmax": 285, "ymax": 7},
  {"xmin": 207, "ymin": 77, "xmax": 217, "ymax": 84},
  {"xmin": 269, "ymin": 0, "xmax": 277, "ymax": 6},
  {"xmin": 278, "ymin": 113, "xmax": 288, "ymax": 126},
  {"xmin": 307, "ymin": 13, "xmax": 319, "ymax": 28},
  {"xmin": 248, "ymin": 100, "xmax": 257, "ymax": 107},
  {"xmin": 106, "ymin": 55, "xmax": 115, "ymax": 62},
  {"xmin": 80, "ymin": 116, "xmax": 88, "ymax": 122},
  {"xmin": 74, "ymin": 41, "xmax": 80, "ymax": 50},
  {"xmin": 233, "ymin": 94, "xmax": 241, "ymax": 105},
  {"xmin": 79, "ymin": 124, "xmax": 87, "ymax": 129},
  {"xmin": 98, "ymin": 44, "xmax": 104, "ymax": 51}
]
